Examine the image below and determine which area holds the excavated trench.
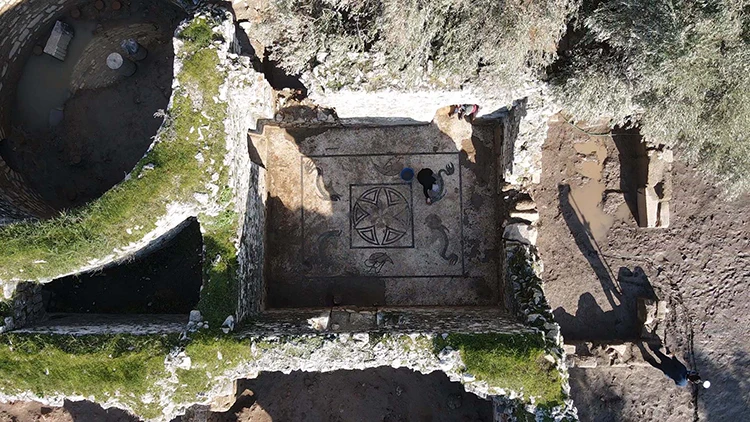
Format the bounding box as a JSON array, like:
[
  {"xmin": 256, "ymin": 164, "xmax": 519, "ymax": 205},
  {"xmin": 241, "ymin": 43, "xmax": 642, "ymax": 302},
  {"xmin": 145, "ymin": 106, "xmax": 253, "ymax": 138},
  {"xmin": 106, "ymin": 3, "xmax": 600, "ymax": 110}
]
[
  {"xmin": 42, "ymin": 217, "xmax": 203, "ymax": 315},
  {"xmin": 0, "ymin": 0, "xmax": 185, "ymax": 212},
  {"xmin": 0, "ymin": 0, "xmax": 203, "ymax": 328}
]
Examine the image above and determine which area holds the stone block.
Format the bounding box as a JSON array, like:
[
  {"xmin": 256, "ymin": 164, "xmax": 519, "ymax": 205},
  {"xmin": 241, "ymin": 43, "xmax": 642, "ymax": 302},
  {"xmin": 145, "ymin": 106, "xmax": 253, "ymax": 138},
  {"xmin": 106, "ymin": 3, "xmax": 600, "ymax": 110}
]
[
  {"xmin": 513, "ymin": 198, "xmax": 536, "ymax": 211},
  {"xmin": 637, "ymin": 297, "xmax": 658, "ymax": 325},
  {"xmin": 189, "ymin": 310, "xmax": 202, "ymax": 323},
  {"xmin": 607, "ymin": 344, "xmax": 628, "ymax": 358},
  {"xmin": 330, "ymin": 310, "xmax": 377, "ymax": 332},
  {"xmin": 509, "ymin": 210, "xmax": 539, "ymax": 223},
  {"xmin": 503, "ymin": 223, "xmax": 538, "ymax": 245},
  {"xmin": 637, "ymin": 145, "xmax": 672, "ymax": 228},
  {"xmin": 575, "ymin": 355, "xmax": 598, "ymax": 368},
  {"xmin": 208, "ymin": 380, "xmax": 237, "ymax": 412},
  {"xmin": 657, "ymin": 300, "xmax": 669, "ymax": 320},
  {"xmin": 638, "ymin": 297, "xmax": 667, "ymax": 339}
]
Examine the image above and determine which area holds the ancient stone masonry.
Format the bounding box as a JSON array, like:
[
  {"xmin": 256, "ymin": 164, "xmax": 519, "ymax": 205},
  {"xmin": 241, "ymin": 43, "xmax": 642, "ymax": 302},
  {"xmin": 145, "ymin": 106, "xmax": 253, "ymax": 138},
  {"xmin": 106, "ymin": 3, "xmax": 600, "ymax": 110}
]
[
  {"xmin": 0, "ymin": 281, "xmax": 44, "ymax": 334},
  {"xmin": 0, "ymin": 4, "xmax": 583, "ymax": 421},
  {"xmin": 225, "ymin": 55, "xmax": 275, "ymax": 319},
  {"xmin": 498, "ymin": 183, "xmax": 577, "ymax": 419},
  {"xmin": 0, "ymin": 0, "xmax": 92, "ymax": 222},
  {"xmin": 0, "ymin": 4, "xmax": 275, "ymax": 332},
  {"xmin": 244, "ymin": 308, "xmax": 530, "ymax": 336},
  {"xmin": 505, "ymin": 242, "xmax": 579, "ymax": 421},
  {"xmin": 0, "ymin": 160, "xmax": 54, "ymax": 223},
  {"xmin": 0, "ymin": 0, "xmax": 192, "ymax": 223},
  {"xmin": 637, "ymin": 144, "xmax": 673, "ymax": 228}
]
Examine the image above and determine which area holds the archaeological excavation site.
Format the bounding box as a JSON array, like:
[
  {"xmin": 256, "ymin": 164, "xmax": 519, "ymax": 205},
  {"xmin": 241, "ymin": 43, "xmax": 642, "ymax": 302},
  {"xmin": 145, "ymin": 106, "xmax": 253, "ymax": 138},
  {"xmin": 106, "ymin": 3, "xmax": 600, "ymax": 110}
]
[{"xmin": 0, "ymin": 1, "xmax": 747, "ymax": 421}]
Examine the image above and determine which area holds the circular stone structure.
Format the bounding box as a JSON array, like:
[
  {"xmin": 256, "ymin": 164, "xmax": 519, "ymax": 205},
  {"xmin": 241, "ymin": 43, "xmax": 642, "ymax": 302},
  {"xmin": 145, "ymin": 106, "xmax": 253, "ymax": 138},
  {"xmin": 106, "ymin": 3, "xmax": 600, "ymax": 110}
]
[
  {"xmin": 352, "ymin": 186, "xmax": 412, "ymax": 247},
  {"xmin": 0, "ymin": 0, "xmax": 186, "ymax": 222},
  {"xmin": 106, "ymin": 52, "xmax": 136, "ymax": 75}
]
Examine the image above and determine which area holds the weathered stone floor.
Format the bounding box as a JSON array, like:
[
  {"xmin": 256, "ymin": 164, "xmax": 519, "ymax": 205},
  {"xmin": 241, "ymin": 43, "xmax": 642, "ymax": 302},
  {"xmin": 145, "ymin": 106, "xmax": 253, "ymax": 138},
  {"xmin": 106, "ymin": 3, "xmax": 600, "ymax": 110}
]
[{"xmin": 254, "ymin": 110, "xmax": 505, "ymax": 308}]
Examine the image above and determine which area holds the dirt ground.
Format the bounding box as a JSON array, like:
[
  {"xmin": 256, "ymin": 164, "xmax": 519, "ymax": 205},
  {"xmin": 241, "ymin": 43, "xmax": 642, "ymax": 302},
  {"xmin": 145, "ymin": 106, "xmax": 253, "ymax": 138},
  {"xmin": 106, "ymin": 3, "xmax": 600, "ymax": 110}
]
[
  {"xmin": 42, "ymin": 218, "xmax": 202, "ymax": 314},
  {"xmin": 0, "ymin": 399, "xmax": 139, "ymax": 422},
  {"xmin": 1, "ymin": 368, "xmax": 492, "ymax": 422},
  {"xmin": 0, "ymin": 0, "xmax": 184, "ymax": 211},
  {"xmin": 180, "ymin": 368, "xmax": 493, "ymax": 422},
  {"xmin": 531, "ymin": 115, "xmax": 750, "ymax": 421}
]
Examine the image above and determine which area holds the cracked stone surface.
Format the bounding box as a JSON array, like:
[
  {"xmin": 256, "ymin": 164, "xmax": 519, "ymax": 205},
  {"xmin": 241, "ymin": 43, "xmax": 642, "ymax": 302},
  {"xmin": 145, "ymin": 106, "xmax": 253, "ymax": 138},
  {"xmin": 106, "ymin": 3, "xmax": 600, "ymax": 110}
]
[{"xmin": 253, "ymin": 109, "xmax": 506, "ymax": 309}]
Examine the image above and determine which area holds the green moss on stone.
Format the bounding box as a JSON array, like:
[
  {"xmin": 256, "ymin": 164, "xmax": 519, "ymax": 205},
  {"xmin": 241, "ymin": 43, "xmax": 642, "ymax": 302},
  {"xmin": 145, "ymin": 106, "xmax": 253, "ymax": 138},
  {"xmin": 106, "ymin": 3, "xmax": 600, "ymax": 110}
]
[{"xmin": 434, "ymin": 333, "xmax": 565, "ymax": 408}]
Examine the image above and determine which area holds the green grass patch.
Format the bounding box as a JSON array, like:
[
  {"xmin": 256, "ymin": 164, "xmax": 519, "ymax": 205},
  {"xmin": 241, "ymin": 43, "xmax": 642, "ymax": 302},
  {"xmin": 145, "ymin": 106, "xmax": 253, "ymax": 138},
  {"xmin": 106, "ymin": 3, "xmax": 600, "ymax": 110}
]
[
  {"xmin": 0, "ymin": 334, "xmax": 177, "ymax": 398},
  {"xmin": 0, "ymin": 331, "xmax": 564, "ymax": 417},
  {"xmin": 435, "ymin": 333, "xmax": 564, "ymax": 408},
  {"xmin": 0, "ymin": 332, "xmax": 250, "ymax": 417},
  {"xmin": 180, "ymin": 17, "xmax": 222, "ymax": 50},
  {"xmin": 173, "ymin": 332, "xmax": 252, "ymax": 402},
  {"xmin": 198, "ymin": 211, "xmax": 239, "ymax": 325},
  {"xmin": 0, "ymin": 301, "xmax": 11, "ymax": 318}
]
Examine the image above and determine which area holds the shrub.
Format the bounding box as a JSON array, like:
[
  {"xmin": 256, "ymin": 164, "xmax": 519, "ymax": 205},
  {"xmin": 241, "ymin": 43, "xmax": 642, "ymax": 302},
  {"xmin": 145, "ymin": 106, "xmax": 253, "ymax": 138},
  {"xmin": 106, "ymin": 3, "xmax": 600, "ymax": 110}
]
[
  {"xmin": 253, "ymin": 0, "xmax": 577, "ymax": 90},
  {"xmin": 550, "ymin": 0, "xmax": 750, "ymax": 193}
]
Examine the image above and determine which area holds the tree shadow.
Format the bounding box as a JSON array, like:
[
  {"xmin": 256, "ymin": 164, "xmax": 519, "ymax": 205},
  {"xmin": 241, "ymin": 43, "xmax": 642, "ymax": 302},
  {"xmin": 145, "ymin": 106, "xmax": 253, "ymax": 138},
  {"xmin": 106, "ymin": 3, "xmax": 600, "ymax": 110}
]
[
  {"xmin": 553, "ymin": 266, "xmax": 656, "ymax": 341},
  {"xmin": 558, "ymin": 183, "xmax": 622, "ymax": 309}
]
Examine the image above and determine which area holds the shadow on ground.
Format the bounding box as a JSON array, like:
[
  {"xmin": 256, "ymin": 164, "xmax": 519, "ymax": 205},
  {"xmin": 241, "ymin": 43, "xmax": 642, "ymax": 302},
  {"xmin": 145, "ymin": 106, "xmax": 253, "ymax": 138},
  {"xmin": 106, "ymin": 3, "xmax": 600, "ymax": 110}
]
[
  {"xmin": 553, "ymin": 183, "xmax": 656, "ymax": 340},
  {"xmin": 176, "ymin": 367, "xmax": 493, "ymax": 422},
  {"xmin": 258, "ymin": 107, "xmax": 507, "ymax": 309},
  {"xmin": 42, "ymin": 218, "xmax": 203, "ymax": 314}
]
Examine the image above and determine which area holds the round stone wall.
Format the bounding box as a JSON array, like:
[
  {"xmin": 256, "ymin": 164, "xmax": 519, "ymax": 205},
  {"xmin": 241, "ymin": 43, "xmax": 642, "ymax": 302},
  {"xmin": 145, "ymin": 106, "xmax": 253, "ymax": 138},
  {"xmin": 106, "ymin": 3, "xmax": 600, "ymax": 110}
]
[{"xmin": 0, "ymin": 0, "xmax": 187, "ymax": 223}]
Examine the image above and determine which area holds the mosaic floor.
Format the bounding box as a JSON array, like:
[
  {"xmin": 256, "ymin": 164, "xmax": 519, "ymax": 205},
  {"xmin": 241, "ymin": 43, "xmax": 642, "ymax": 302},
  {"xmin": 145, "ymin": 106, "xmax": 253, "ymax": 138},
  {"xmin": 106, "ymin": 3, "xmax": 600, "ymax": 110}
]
[{"xmin": 258, "ymin": 115, "xmax": 502, "ymax": 308}]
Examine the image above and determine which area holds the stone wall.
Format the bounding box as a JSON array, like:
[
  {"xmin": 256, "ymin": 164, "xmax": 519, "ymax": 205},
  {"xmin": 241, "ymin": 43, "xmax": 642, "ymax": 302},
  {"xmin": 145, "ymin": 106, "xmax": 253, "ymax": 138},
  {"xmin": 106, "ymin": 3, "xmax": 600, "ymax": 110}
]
[
  {"xmin": 0, "ymin": 0, "xmax": 190, "ymax": 223},
  {"xmin": 0, "ymin": 281, "xmax": 44, "ymax": 333},
  {"xmin": 242, "ymin": 307, "xmax": 531, "ymax": 336},
  {"xmin": 220, "ymin": 19, "xmax": 275, "ymax": 321},
  {"xmin": 0, "ymin": 5, "xmax": 274, "ymax": 330},
  {"xmin": 0, "ymin": 0, "xmax": 93, "ymax": 222},
  {"xmin": 235, "ymin": 161, "xmax": 266, "ymax": 320},
  {"xmin": 11, "ymin": 314, "xmax": 187, "ymax": 335},
  {"xmin": 505, "ymin": 241, "xmax": 579, "ymax": 421},
  {"xmin": 0, "ymin": 161, "xmax": 54, "ymax": 224},
  {"xmin": 291, "ymin": 86, "xmax": 556, "ymax": 189}
]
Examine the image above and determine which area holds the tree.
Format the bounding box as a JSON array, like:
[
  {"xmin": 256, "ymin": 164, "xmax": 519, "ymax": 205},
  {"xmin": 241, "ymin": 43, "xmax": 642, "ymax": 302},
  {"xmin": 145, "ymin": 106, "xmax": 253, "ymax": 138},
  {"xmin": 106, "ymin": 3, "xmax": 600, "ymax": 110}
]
[
  {"xmin": 253, "ymin": 0, "xmax": 576, "ymax": 91},
  {"xmin": 551, "ymin": 0, "xmax": 750, "ymax": 193}
]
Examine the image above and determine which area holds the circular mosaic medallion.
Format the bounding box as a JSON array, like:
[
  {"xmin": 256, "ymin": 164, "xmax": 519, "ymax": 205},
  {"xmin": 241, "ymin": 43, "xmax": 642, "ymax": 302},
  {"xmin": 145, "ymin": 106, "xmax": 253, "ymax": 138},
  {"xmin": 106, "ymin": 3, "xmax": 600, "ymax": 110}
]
[{"xmin": 352, "ymin": 186, "xmax": 411, "ymax": 246}]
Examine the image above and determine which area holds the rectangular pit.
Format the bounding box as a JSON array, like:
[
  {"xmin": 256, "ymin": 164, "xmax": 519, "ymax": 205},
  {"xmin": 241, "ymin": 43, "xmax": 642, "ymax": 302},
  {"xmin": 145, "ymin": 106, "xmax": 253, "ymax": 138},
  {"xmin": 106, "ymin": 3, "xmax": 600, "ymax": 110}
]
[{"xmin": 254, "ymin": 116, "xmax": 505, "ymax": 309}]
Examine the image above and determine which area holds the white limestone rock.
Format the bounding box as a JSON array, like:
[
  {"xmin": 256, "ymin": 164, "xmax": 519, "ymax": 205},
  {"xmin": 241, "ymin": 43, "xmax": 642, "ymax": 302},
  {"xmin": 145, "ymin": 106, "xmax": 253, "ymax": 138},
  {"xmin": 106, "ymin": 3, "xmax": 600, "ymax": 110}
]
[{"xmin": 503, "ymin": 223, "xmax": 538, "ymax": 245}]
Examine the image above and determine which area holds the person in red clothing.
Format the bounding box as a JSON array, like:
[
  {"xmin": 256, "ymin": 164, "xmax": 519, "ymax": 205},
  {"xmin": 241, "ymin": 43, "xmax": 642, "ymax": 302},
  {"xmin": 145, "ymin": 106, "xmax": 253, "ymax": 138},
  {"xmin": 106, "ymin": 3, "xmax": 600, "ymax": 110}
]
[{"xmin": 450, "ymin": 104, "xmax": 479, "ymax": 121}]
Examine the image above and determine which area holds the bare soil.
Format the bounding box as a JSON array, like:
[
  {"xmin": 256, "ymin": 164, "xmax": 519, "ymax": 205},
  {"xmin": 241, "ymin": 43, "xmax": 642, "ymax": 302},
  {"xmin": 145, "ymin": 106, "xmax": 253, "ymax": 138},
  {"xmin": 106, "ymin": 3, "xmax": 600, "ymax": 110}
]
[
  {"xmin": 180, "ymin": 368, "xmax": 493, "ymax": 422},
  {"xmin": 1, "ymin": 368, "xmax": 492, "ymax": 422},
  {"xmin": 42, "ymin": 218, "xmax": 202, "ymax": 314},
  {"xmin": 0, "ymin": 399, "xmax": 138, "ymax": 422},
  {"xmin": 0, "ymin": 0, "xmax": 184, "ymax": 211},
  {"xmin": 531, "ymin": 116, "xmax": 750, "ymax": 421}
]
